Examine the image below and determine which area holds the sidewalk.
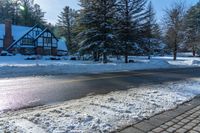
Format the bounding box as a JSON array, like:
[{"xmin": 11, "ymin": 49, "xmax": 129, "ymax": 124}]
[{"xmin": 119, "ymin": 96, "xmax": 200, "ymax": 133}]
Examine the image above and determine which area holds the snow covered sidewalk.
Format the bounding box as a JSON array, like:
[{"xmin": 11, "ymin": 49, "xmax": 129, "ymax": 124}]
[
  {"xmin": 0, "ymin": 55, "xmax": 200, "ymax": 78},
  {"xmin": 1, "ymin": 79, "xmax": 200, "ymax": 133}
]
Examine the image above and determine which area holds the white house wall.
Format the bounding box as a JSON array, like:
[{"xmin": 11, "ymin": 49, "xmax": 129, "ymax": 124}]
[
  {"xmin": 37, "ymin": 37, "xmax": 43, "ymax": 46},
  {"xmin": 52, "ymin": 39, "xmax": 57, "ymax": 47}
]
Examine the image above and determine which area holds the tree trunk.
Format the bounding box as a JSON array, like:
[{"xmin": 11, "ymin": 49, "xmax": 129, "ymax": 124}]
[
  {"xmin": 125, "ymin": 53, "xmax": 128, "ymax": 63},
  {"xmin": 148, "ymin": 42, "xmax": 151, "ymax": 60},
  {"xmin": 125, "ymin": 44, "xmax": 128, "ymax": 63},
  {"xmin": 173, "ymin": 36, "xmax": 178, "ymax": 61},
  {"xmin": 173, "ymin": 52, "xmax": 177, "ymax": 60},
  {"xmin": 148, "ymin": 55, "xmax": 151, "ymax": 60},
  {"xmin": 193, "ymin": 50, "xmax": 196, "ymax": 57},
  {"xmin": 103, "ymin": 52, "xmax": 107, "ymax": 64},
  {"xmin": 97, "ymin": 52, "xmax": 100, "ymax": 61},
  {"xmin": 173, "ymin": 44, "xmax": 177, "ymax": 61},
  {"xmin": 192, "ymin": 44, "xmax": 196, "ymax": 57},
  {"xmin": 93, "ymin": 51, "xmax": 98, "ymax": 61}
]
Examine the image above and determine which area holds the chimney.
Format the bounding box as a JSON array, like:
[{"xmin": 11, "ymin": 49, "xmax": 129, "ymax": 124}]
[{"xmin": 4, "ymin": 20, "xmax": 13, "ymax": 50}]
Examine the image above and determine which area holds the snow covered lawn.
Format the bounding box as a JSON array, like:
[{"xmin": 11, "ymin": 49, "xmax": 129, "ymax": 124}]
[
  {"xmin": 0, "ymin": 54, "xmax": 200, "ymax": 78},
  {"xmin": 0, "ymin": 79, "xmax": 200, "ymax": 133}
]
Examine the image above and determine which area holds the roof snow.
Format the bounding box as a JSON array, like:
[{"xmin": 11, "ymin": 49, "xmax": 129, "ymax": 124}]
[
  {"xmin": 0, "ymin": 24, "xmax": 68, "ymax": 51},
  {"xmin": 0, "ymin": 24, "xmax": 31, "ymax": 41},
  {"xmin": 58, "ymin": 39, "xmax": 68, "ymax": 51}
]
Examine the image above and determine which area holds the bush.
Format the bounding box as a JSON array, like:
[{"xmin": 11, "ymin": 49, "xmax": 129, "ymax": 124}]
[
  {"xmin": 70, "ymin": 57, "xmax": 77, "ymax": 60},
  {"xmin": 50, "ymin": 56, "xmax": 61, "ymax": 60}
]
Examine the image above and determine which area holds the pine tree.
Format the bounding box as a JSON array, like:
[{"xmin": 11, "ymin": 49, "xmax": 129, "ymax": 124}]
[
  {"xmin": 143, "ymin": 1, "xmax": 157, "ymax": 59},
  {"xmin": 115, "ymin": 0, "xmax": 147, "ymax": 63},
  {"xmin": 32, "ymin": 4, "xmax": 46, "ymax": 27},
  {"xmin": 0, "ymin": 0, "xmax": 46, "ymax": 27},
  {"xmin": 78, "ymin": 0, "xmax": 117, "ymax": 63},
  {"xmin": 18, "ymin": 0, "xmax": 34, "ymax": 26},
  {"xmin": 0, "ymin": 0, "xmax": 18, "ymax": 24},
  {"xmin": 77, "ymin": 0, "xmax": 100, "ymax": 60},
  {"xmin": 57, "ymin": 6, "xmax": 78, "ymax": 53},
  {"xmin": 185, "ymin": 2, "xmax": 200, "ymax": 56}
]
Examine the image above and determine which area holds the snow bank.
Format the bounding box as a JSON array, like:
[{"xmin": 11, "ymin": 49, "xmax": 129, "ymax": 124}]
[
  {"xmin": 0, "ymin": 79, "xmax": 200, "ymax": 133},
  {"xmin": 191, "ymin": 60, "xmax": 200, "ymax": 65},
  {"xmin": 168, "ymin": 59, "xmax": 200, "ymax": 66},
  {"xmin": 0, "ymin": 55, "xmax": 199, "ymax": 78}
]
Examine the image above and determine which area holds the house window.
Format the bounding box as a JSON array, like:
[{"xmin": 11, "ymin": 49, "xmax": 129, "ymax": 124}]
[
  {"xmin": 22, "ymin": 38, "xmax": 33, "ymax": 45},
  {"xmin": 44, "ymin": 37, "xmax": 52, "ymax": 47},
  {"xmin": 35, "ymin": 31, "xmax": 40, "ymax": 36},
  {"xmin": 52, "ymin": 39, "xmax": 57, "ymax": 47}
]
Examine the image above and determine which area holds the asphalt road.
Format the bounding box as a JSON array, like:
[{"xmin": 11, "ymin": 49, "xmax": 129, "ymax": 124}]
[{"xmin": 0, "ymin": 67, "xmax": 199, "ymax": 112}]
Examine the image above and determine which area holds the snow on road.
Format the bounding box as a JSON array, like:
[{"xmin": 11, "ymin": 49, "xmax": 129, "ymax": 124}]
[
  {"xmin": 0, "ymin": 54, "xmax": 199, "ymax": 78},
  {"xmin": 0, "ymin": 79, "xmax": 200, "ymax": 133}
]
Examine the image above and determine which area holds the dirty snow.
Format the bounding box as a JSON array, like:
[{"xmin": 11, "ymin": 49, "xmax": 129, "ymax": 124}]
[
  {"xmin": 0, "ymin": 79, "xmax": 200, "ymax": 133},
  {"xmin": 0, "ymin": 54, "xmax": 199, "ymax": 78}
]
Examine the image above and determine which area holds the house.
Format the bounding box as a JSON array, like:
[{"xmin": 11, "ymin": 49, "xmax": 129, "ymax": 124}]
[{"xmin": 0, "ymin": 20, "xmax": 68, "ymax": 56}]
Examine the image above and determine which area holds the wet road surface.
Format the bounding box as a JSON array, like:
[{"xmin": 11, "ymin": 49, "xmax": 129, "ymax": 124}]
[{"xmin": 0, "ymin": 67, "xmax": 199, "ymax": 112}]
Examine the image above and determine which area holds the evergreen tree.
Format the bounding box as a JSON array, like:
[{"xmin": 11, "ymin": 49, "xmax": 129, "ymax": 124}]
[
  {"xmin": 0, "ymin": 0, "xmax": 18, "ymax": 24},
  {"xmin": 57, "ymin": 6, "xmax": 78, "ymax": 53},
  {"xmin": 143, "ymin": 1, "xmax": 158, "ymax": 59},
  {"xmin": 115, "ymin": 0, "xmax": 147, "ymax": 63},
  {"xmin": 185, "ymin": 2, "xmax": 200, "ymax": 56},
  {"xmin": 18, "ymin": 0, "xmax": 34, "ymax": 26},
  {"xmin": 78, "ymin": 0, "xmax": 117, "ymax": 63},
  {"xmin": 0, "ymin": 0, "xmax": 46, "ymax": 27},
  {"xmin": 32, "ymin": 4, "xmax": 46, "ymax": 27},
  {"xmin": 77, "ymin": 0, "xmax": 99, "ymax": 60}
]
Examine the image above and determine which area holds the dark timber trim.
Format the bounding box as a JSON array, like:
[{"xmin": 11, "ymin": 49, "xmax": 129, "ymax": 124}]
[
  {"xmin": 34, "ymin": 28, "xmax": 58, "ymax": 42},
  {"xmin": 7, "ymin": 24, "xmax": 39, "ymax": 50}
]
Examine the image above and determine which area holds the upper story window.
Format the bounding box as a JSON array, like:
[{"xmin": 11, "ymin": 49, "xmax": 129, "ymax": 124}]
[
  {"xmin": 22, "ymin": 38, "xmax": 33, "ymax": 45},
  {"xmin": 44, "ymin": 37, "xmax": 52, "ymax": 47},
  {"xmin": 44, "ymin": 37, "xmax": 52, "ymax": 44},
  {"xmin": 36, "ymin": 31, "xmax": 40, "ymax": 36},
  {"xmin": 52, "ymin": 39, "xmax": 57, "ymax": 47}
]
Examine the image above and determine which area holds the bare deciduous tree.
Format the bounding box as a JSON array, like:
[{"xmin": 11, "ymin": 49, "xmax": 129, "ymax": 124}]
[{"xmin": 163, "ymin": 2, "xmax": 185, "ymax": 60}]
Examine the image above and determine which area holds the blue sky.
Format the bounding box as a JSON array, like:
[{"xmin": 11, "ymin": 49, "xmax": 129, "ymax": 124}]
[{"xmin": 34, "ymin": 0, "xmax": 199, "ymax": 25}]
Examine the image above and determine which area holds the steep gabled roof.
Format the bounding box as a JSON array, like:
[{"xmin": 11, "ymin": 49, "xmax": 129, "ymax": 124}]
[
  {"xmin": 7, "ymin": 25, "xmax": 39, "ymax": 50},
  {"xmin": 0, "ymin": 24, "xmax": 32, "ymax": 40},
  {"xmin": 34, "ymin": 28, "xmax": 58, "ymax": 42},
  {"xmin": 0, "ymin": 23, "xmax": 67, "ymax": 52}
]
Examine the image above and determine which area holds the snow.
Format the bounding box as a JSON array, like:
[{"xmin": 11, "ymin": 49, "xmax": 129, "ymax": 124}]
[
  {"xmin": 12, "ymin": 25, "xmax": 32, "ymax": 41},
  {"xmin": 58, "ymin": 39, "xmax": 68, "ymax": 51},
  {"xmin": 0, "ymin": 79, "xmax": 200, "ymax": 133},
  {"xmin": 0, "ymin": 53, "xmax": 199, "ymax": 132},
  {"xmin": 0, "ymin": 54, "xmax": 199, "ymax": 78},
  {"xmin": 0, "ymin": 24, "xmax": 67, "ymax": 52},
  {"xmin": 0, "ymin": 24, "xmax": 31, "ymax": 41}
]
